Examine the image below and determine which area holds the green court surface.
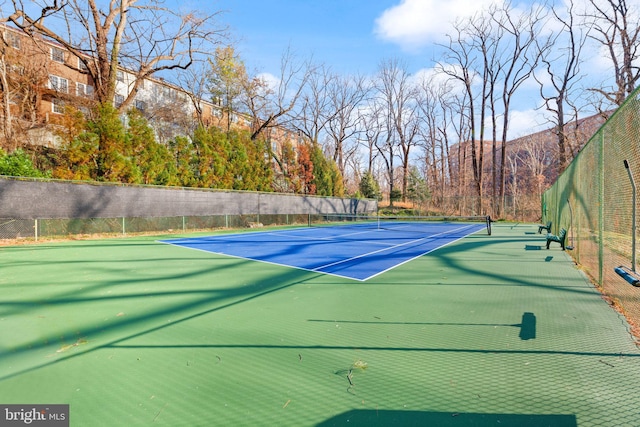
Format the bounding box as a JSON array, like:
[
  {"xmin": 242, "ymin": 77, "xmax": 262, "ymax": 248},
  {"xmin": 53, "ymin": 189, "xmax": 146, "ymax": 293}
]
[{"xmin": 2, "ymin": 223, "xmax": 640, "ymax": 426}]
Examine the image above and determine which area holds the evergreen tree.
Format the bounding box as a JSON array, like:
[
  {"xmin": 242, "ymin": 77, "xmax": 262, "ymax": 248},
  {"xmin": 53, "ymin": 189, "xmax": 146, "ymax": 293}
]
[
  {"xmin": 310, "ymin": 143, "xmax": 344, "ymax": 196},
  {"xmin": 125, "ymin": 109, "xmax": 178, "ymax": 185},
  {"xmin": 169, "ymin": 136, "xmax": 197, "ymax": 187},
  {"xmin": 234, "ymin": 131, "xmax": 273, "ymax": 191},
  {"xmin": 52, "ymin": 106, "xmax": 98, "ymax": 180},
  {"xmin": 191, "ymin": 126, "xmax": 229, "ymax": 188},
  {"xmin": 228, "ymin": 130, "xmax": 249, "ymax": 190},
  {"xmin": 406, "ymin": 166, "xmax": 430, "ymax": 205},
  {"xmin": 88, "ymin": 103, "xmax": 132, "ymax": 182},
  {"xmin": 359, "ymin": 171, "xmax": 382, "ymax": 200},
  {"xmin": 0, "ymin": 149, "xmax": 48, "ymax": 177}
]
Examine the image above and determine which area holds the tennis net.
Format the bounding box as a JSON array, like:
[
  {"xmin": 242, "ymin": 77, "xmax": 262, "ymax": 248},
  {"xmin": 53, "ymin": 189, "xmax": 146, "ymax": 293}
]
[{"xmin": 309, "ymin": 214, "xmax": 493, "ymax": 235}]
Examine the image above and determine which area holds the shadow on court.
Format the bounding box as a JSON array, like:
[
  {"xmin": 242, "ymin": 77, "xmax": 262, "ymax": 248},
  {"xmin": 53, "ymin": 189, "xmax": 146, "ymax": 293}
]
[
  {"xmin": 1, "ymin": 223, "xmax": 639, "ymax": 426},
  {"xmin": 317, "ymin": 409, "xmax": 577, "ymax": 427},
  {"xmin": 308, "ymin": 312, "xmax": 537, "ymax": 341}
]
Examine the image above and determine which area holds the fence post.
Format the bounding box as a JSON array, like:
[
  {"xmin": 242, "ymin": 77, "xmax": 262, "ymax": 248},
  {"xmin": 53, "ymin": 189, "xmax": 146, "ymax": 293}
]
[
  {"xmin": 598, "ymin": 132, "xmax": 605, "ymax": 285},
  {"xmin": 122, "ymin": 217, "xmax": 126, "ymax": 235},
  {"xmin": 34, "ymin": 219, "xmax": 38, "ymax": 241}
]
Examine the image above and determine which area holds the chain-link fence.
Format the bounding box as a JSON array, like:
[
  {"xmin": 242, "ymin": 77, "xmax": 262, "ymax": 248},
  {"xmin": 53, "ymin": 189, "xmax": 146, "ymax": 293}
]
[
  {"xmin": 0, "ymin": 214, "xmax": 315, "ymax": 242},
  {"xmin": 403, "ymin": 194, "xmax": 541, "ymax": 222},
  {"xmin": 542, "ymin": 87, "xmax": 640, "ymax": 338}
]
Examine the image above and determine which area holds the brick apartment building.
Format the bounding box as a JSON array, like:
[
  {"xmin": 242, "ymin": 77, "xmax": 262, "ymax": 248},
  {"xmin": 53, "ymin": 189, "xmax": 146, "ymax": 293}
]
[{"xmin": 0, "ymin": 25, "xmax": 301, "ymax": 153}]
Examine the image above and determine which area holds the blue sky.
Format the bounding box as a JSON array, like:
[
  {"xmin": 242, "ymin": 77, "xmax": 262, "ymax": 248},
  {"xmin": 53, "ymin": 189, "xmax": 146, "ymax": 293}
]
[
  {"xmin": 208, "ymin": 0, "xmax": 422, "ymax": 75},
  {"xmin": 171, "ymin": 0, "xmax": 629, "ymax": 138},
  {"xmin": 202, "ymin": 0, "xmax": 515, "ymax": 76},
  {"xmin": 196, "ymin": 0, "xmax": 550, "ymax": 138}
]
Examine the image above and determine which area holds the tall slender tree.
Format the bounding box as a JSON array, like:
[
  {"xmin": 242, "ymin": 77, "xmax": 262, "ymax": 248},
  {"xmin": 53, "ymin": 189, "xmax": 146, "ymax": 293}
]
[{"xmin": 536, "ymin": 0, "xmax": 588, "ymax": 172}]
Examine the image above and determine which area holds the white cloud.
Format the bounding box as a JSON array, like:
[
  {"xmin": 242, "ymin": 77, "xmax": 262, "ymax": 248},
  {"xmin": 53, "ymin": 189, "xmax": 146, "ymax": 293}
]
[
  {"xmin": 504, "ymin": 108, "xmax": 552, "ymax": 140},
  {"xmin": 256, "ymin": 72, "xmax": 280, "ymax": 91},
  {"xmin": 374, "ymin": 0, "xmax": 496, "ymax": 50}
]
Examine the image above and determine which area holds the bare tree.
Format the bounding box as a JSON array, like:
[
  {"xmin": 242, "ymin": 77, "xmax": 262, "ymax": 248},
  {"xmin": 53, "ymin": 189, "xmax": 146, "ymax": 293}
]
[
  {"xmin": 492, "ymin": 1, "xmax": 548, "ymax": 216},
  {"xmin": 519, "ymin": 134, "xmax": 549, "ymax": 200},
  {"xmin": 373, "ymin": 96, "xmax": 397, "ymax": 204},
  {"xmin": 176, "ymin": 63, "xmax": 209, "ymax": 128},
  {"xmin": 586, "ymin": 0, "xmax": 640, "ymax": 106},
  {"xmin": 6, "ymin": 0, "xmax": 226, "ymax": 111},
  {"xmin": 325, "ymin": 73, "xmax": 369, "ymax": 176},
  {"xmin": 376, "ymin": 58, "xmax": 421, "ymax": 202},
  {"xmin": 507, "ymin": 134, "xmax": 549, "ymax": 219},
  {"xmin": 417, "ymin": 74, "xmax": 453, "ymax": 208},
  {"xmin": 0, "ymin": 30, "xmax": 18, "ymax": 144},
  {"xmin": 358, "ymin": 98, "xmax": 384, "ymax": 174},
  {"xmin": 246, "ymin": 47, "xmax": 312, "ymax": 142},
  {"xmin": 450, "ymin": 90, "xmax": 473, "ymax": 214},
  {"xmin": 437, "ymin": 24, "xmax": 483, "ymax": 213},
  {"xmin": 289, "ymin": 63, "xmax": 332, "ymax": 144},
  {"xmin": 0, "ymin": 29, "xmax": 48, "ymax": 148},
  {"xmin": 506, "ymin": 149, "xmax": 520, "ymax": 218},
  {"xmin": 468, "ymin": 8, "xmax": 502, "ymax": 214},
  {"xmin": 536, "ymin": 0, "xmax": 588, "ymax": 172}
]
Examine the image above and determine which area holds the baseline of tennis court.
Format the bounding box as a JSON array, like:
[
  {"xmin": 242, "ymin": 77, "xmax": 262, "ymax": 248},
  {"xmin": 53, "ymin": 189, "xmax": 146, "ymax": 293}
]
[{"xmin": 160, "ymin": 221, "xmax": 487, "ymax": 281}]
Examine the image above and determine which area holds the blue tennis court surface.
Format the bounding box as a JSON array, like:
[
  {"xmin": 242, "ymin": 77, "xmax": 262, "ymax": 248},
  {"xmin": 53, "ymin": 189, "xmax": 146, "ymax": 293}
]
[{"xmin": 160, "ymin": 221, "xmax": 486, "ymax": 281}]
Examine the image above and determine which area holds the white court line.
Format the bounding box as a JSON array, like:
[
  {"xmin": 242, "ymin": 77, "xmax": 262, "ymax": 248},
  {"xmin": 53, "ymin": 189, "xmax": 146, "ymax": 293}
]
[
  {"xmin": 160, "ymin": 222, "xmax": 484, "ymax": 281},
  {"xmin": 363, "ymin": 224, "xmax": 484, "ymax": 281},
  {"xmin": 160, "ymin": 239, "xmax": 369, "ymax": 281},
  {"xmin": 311, "ymin": 223, "xmax": 479, "ymax": 272}
]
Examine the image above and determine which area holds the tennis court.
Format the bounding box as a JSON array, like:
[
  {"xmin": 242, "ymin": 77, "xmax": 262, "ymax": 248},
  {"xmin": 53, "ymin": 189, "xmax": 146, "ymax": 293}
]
[
  {"xmin": 160, "ymin": 217, "xmax": 489, "ymax": 281},
  {"xmin": 2, "ymin": 221, "xmax": 640, "ymax": 426}
]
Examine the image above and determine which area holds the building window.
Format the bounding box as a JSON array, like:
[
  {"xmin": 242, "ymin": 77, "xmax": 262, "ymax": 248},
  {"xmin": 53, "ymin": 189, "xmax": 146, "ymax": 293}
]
[
  {"xmin": 78, "ymin": 58, "xmax": 88, "ymax": 72},
  {"xmin": 114, "ymin": 94, "xmax": 124, "ymax": 107},
  {"xmin": 6, "ymin": 32, "xmax": 20, "ymax": 49},
  {"xmin": 52, "ymin": 98, "xmax": 65, "ymax": 114},
  {"xmin": 135, "ymin": 99, "xmax": 146, "ymax": 111},
  {"xmin": 116, "ymin": 71, "xmax": 124, "ymax": 82},
  {"xmin": 49, "ymin": 75, "xmax": 69, "ymax": 93},
  {"xmin": 51, "ymin": 47, "xmax": 65, "ymax": 63},
  {"xmin": 76, "ymin": 82, "xmax": 93, "ymax": 97}
]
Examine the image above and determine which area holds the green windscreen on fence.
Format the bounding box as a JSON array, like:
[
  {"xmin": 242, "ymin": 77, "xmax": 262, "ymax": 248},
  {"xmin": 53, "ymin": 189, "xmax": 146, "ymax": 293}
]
[{"xmin": 542, "ymin": 86, "xmax": 640, "ymax": 335}]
